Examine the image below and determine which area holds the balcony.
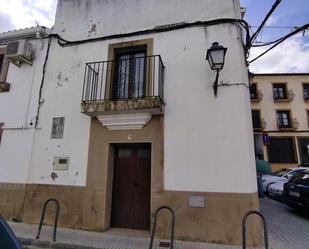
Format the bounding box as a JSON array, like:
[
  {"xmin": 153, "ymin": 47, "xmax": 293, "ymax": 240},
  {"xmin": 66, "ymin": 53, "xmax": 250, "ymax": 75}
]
[
  {"xmin": 277, "ymin": 118, "xmax": 299, "ymax": 131},
  {"xmin": 273, "ymin": 89, "xmax": 294, "ymax": 102},
  {"xmin": 81, "ymin": 55, "xmax": 164, "ymax": 130},
  {"xmin": 250, "ymin": 89, "xmax": 263, "ymax": 102}
]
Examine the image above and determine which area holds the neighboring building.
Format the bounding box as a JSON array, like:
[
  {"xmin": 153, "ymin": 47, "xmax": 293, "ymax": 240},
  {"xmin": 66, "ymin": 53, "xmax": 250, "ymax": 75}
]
[
  {"xmin": 0, "ymin": 0, "xmax": 259, "ymax": 246},
  {"xmin": 0, "ymin": 26, "xmax": 50, "ymax": 219},
  {"xmin": 251, "ymin": 73, "xmax": 309, "ymax": 171}
]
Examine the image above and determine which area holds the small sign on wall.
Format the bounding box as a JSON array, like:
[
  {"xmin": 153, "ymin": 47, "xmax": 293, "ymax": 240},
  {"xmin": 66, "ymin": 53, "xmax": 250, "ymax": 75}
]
[
  {"xmin": 262, "ymin": 132, "xmax": 270, "ymax": 145},
  {"xmin": 188, "ymin": 194, "xmax": 205, "ymax": 208},
  {"xmin": 53, "ymin": 157, "xmax": 69, "ymax": 170}
]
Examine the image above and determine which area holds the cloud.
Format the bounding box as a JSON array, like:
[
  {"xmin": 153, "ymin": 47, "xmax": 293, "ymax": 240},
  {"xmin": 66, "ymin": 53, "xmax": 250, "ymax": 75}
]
[
  {"xmin": 249, "ymin": 34, "xmax": 309, "ymax": 73},
  {"xmin": 0, "ymin": 0, "xmax": 57, "ymax": 33},
  {"xmin": 0, "ymin": 12, "xmax": 15, "ymax": 33}
]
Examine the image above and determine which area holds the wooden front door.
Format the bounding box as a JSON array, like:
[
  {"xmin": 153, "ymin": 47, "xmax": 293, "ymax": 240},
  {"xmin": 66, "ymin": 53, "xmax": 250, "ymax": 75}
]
[{"xmin": 111, "ymin": 144, "xmax": 151, "ymax": 230}]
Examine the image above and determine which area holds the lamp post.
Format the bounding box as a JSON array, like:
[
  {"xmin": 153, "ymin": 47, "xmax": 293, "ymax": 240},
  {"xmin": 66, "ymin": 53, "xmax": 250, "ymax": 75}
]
[{"xmin": 206, "ymin": 42, "xmax": 227, "ymax": 97}]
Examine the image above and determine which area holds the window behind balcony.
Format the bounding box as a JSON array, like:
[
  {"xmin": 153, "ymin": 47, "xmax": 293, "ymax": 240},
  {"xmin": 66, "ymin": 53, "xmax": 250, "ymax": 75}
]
[
  {"xmin": 303, "ymin": 83, "xmax": 309, "ymax": 100},
  {"xmin": 113, "ymin": 47, "xmax": 146, "ymax": 100},
  {"xmin": 273, "ymin": 83, "xmax": 287, "ymax": 99},
  {"xmin": 276, "ymin": 110, "xmax": 291, "ymax": 128},
  {"xmin": 268, "ymin": 137, "xmax": 296, "ymax": 163},
  {"xmin": 251, "ymin": 110, "xmax": 261, "ymax": 129},
  {"xmin": 250, "ymin": 83, "xmax": 258, "ymax": 99}
]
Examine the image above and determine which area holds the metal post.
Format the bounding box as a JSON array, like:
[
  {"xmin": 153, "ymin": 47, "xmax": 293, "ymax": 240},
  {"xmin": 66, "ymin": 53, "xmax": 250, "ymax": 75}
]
[
  {"xmin": 242, "ymin": 210, "xmax": 268, "ymax": 249},
  {"xmin": 213, "ymin": 69, "xmax": 220, "ymax": 97},
  {"xmin": 149, "ymin": 206, "xmax": 175, "ymax": 249},
  {"xmin": 36, "ymin": 198, "xmax": 60, "ymax": 242}
]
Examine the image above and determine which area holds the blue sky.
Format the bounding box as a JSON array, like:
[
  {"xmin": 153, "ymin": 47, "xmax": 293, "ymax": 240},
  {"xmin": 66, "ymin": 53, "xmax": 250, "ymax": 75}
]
[
  {"xmin": 0, "ymin": 0, "xmax": 308, "ymax": 72},
  {"xmin": 241, "ymin": 0, "xmax": 309, "ymax": 72},
  {"xmin": 242, "ymin": 0, "xmax": 309, "ymax": 42}
]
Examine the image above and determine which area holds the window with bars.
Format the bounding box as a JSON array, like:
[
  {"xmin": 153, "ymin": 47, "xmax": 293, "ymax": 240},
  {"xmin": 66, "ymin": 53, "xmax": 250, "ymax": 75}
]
[
  {"xmin": 51, "ymin": 117, "xmax": 65, "ymax": 139},
  {"xmin": 250, "ymin": 83, "xmax": 258, "ymax": 99},
  {"xmin": 251, "ymin": 110, "xmax": 261, "ymax": 129},
  {"xmin": 113, "ymin": 48, "xmax": 146, "ymax": 100},
  {"xmin": 276, "ymin": 110, "xmax": 291, "ymax": 128},
  {"xmin": 303, "ymin": 83, "xmax": 309, "ymax": 100},
  {"xmin": 268, "ymin": 137, "xmax": 297, "ymax": 163},
  {"xmin": 273, "ymin": 83, "xmax": 287, "ymax": 99}
]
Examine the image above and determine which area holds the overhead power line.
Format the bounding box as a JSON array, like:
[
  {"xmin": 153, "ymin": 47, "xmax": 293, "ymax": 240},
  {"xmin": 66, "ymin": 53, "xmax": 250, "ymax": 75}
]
[
  {"xmin": 249, "ymin": 23, "xmax": 309, "ymax": 64},
  {"xmin": 249, "ymin": 0, "xmax": 282, "ymax": 46},
  {"xmin": 250, "ymin": 25, "xmax": 307, "ymax": 29}
]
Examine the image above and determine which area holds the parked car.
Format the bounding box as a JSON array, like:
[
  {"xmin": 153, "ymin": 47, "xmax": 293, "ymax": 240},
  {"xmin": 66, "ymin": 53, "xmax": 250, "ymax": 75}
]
[
  {"xmin": 268, "ymin": 181, "xmax": 285, "ymax": 200},
  {"xmin": 283, "ymin": 169, "xmax": 309, "ymax": 213},
  {"xmin": 262, "ymin": 167, "xmax": 308, "ymax": 193},
  {"xmin": 0, "ymin": 215, "xmax": 23, "ymax": 249},
  {"xmin": 268, "ymin": 169, "xmax": 307, "ymax": 200}
]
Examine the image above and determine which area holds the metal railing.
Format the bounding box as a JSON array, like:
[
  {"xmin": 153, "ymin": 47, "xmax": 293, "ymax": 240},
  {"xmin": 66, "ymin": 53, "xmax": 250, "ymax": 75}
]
[
  {"xmin": 273, "ymin": 89, "xmax": 294, "ymax": 101},
  {"xmin": 82, "ymin": 55, "xmax": 164, "ymax": 102},
  {"xmin": 242, "ymin": 210, "xmax": 269, "ymax": 249},
  {"xmin": 149, "ymin": 206, "xmax": 175, "ymax": 249},
  {"xmin": 36, "ymin": 198, "xmax": 60, "ymax": 242}
]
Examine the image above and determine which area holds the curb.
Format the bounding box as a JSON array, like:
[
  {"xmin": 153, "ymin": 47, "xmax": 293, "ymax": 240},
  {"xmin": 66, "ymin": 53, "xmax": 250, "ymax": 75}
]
[{"xmin": 18, "ymin": 236, "xmax": 103, "ymax": 249}]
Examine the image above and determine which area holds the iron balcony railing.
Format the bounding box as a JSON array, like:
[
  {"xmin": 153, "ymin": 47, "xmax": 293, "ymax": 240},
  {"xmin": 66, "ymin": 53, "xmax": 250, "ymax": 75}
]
[{"xmin": 82, "ymin": 55, "xmax": 164, "ymax": 102}]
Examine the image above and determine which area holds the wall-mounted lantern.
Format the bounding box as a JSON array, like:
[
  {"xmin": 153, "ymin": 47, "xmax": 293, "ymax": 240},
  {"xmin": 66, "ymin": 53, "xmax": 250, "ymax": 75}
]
[{"xmin": 206, "ymin": 42, "xmax": 227, "ymax": 97}]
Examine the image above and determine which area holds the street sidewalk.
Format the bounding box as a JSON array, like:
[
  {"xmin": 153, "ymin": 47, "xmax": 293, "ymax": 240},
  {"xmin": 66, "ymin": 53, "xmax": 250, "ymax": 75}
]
[{"xmin": 10, "ymin": 221, "xmax": 241, "ymax": 249}]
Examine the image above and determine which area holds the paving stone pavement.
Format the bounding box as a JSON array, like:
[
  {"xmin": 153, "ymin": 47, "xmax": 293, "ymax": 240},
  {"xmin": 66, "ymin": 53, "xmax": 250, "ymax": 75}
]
[
  {"xmin": 260, "ymin": 197, "xmax": 309, "ymax": 249},
  {"xmin": 9, "ymin": 198, "xmax": 309, "ymax": 249}
]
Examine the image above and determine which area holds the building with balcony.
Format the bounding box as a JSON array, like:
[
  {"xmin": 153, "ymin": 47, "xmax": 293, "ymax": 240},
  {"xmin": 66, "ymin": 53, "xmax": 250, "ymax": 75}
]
[
  {"xmin": 0, "ymin": 0, "xmax": 259, "ymax": 246},
  {"xmin": 250, "ymin": 73, "xmax": 309, "ymax": 170}
]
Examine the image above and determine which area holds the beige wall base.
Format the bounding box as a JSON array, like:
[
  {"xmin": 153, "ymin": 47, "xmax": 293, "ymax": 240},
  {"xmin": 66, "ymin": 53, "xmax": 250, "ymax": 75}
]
[
  {"xmin": 152, "ymin": 191, "xmax": 260, "ymax": 246},
  {"xmin": 0, "ymin": 183, "xmax": 26, "ymax": 221},
  {"xmin": 0, "ymin": 184, "xmax": 259, "ymax": 246}
]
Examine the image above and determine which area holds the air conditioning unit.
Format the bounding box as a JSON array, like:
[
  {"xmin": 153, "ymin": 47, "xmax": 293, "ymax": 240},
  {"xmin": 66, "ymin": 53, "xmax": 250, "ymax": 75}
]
[{"xmin": 5, "ymin": 39, "xmax": 33, "ymax": 67}]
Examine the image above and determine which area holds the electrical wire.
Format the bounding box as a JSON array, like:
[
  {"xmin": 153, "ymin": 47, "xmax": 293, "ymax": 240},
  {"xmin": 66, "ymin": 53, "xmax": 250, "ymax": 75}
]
[
  {"xmin": 250, "ymin": 25, "xmax": 306, "ymax": 29},
  {"xmin": 35, "ymin": 37, "xmax": 52, "ymax": 128},
  {"xmin": 249, "ymin": 0, "xmax": 282, "ymax": 46},
  {"xmin": 43, "ymin": 18, "xmax": 250, "ymax": 50},
  {"xmin": 249, "ymin": 23, "xmax": 309, "ymax": 63}
]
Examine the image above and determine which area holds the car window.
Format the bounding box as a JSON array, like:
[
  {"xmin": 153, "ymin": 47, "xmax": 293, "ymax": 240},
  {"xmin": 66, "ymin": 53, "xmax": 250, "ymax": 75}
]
[
  {"xmin": 299, "ymin": 174, "xmax": 309, "ymax": 186},
  {"xmin": 272, "ymin": 168, "xmax": 290, "ymax": 176},
  {"xmin": 289, "ymin": 169, "xmax": 305, "ymax": 177},
  {"xmin": 289, "ymin": 174, "xmax": 304, "ymax": 184}
]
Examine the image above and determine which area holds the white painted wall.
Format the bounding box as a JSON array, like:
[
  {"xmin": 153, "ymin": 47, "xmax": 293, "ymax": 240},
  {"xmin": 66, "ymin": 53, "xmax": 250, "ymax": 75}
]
[
  {"xmin": 0, "ymin": 39, "xmax": 48, "ymax": 183},
  {"xmin": 160, "ymin": 25, "xmax": 256, "ymax": 193},
  {"xmin": 28, "ymin": 41, "xmax": 94, "ymax": 186},
  {"xmin": 54, "ymin": 0, "xmax": 240, "ymax": 41},
  {"xmin": 28, "ymin": 0, "xmax": 257, "ymax": 192}
]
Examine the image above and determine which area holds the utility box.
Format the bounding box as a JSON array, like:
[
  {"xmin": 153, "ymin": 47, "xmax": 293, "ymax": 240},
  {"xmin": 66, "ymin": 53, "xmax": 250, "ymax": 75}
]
[
  {"xmin": 188, "ymin": 194, "xmax": 205, "ymax": 208},
  {"xmin": 53, "ymin": 157, "xmax": 69, "ymax": 170}
]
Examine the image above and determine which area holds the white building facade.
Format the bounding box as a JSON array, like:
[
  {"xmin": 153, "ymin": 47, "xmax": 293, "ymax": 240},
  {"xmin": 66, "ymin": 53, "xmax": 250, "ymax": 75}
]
[
  {"xmin": 0, "ymin": 26, "xmax": 49, "ymax": 218},
  {"xmin": 0, "ymin": 0, "xmax": 259, "ymax": 245}
]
